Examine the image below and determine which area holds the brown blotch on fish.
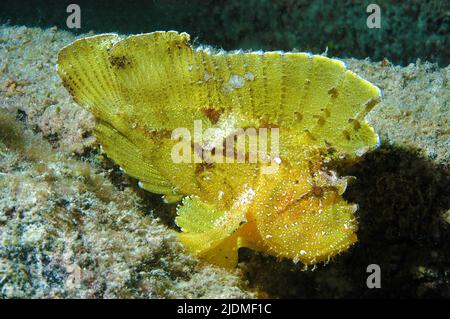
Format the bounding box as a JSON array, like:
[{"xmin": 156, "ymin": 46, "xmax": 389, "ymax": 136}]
[
  {"xmin": 328, "ymin": 87, "xmax": 339, "ymax": 98},
  {"xmin": 348, "ymin": 118, "xmax": 361, "ymax": 130},
  {"xmin": 195, "ymin": 161, "xmax": 214, "ymax": 174},
  {"xmin": 364, "ymin": 97, "xmax": 380, "ymax": 113},
  {"xmin": 314, "ymin": 115, "xmax": 326, "ymax": 126},
  {"xmin": 110, "ymin": 55, "xmax": 131, "ymax": 69},
  {"xmin": 311, "ymin": 185, "xmax": 324, "ymax": 197},
  {"xmin": 202, "ymin": 107, "xmax": 223, "ymax": 124},
  {"xmin": 342, "ymin": 129, "xmax": 351, "ymax": 141},
  {"xmin": 294, "ymin": 112, "xmax": 303, "ymax": 122}
]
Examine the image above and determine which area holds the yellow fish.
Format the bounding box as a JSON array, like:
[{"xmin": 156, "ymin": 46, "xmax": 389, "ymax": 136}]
[{"xmin": 57, "ymin": 31, "xmax": 381, "ymax": 268}]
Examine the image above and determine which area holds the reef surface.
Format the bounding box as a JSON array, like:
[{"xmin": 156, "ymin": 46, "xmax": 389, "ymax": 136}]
[{"xmin": 0, "ymin": 25, "xmax": 448, "ymax": 298}]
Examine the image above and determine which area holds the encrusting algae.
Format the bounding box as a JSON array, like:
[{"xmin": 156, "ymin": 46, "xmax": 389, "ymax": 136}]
[{"xmin": 56, "ymin": 31, "xmax": 381, "ymax": 268}]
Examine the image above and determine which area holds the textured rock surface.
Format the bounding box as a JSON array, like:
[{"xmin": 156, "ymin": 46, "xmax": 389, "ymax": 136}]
[{"xmin": 0, "ymin": 25, "xmax": 448, "ymax": 298}]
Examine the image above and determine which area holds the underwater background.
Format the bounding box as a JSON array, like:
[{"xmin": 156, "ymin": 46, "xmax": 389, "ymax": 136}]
[
  {"xmin": 0, "ymin": 0, "xmax": 449, "ymax": 298},
  {"xmin": 1, "ymin": 0, "xmax": 449, "ymax": 66}
]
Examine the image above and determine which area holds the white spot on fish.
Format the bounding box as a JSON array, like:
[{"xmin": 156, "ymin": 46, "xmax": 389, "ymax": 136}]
[
  {"xmin": 229, "ymin": 74, "xmax": 245, "ymax": 88},
  {"xmin": 244, "ymin": 72, "xmax": 255, "ymax": 81},
  {"xmin": 204, "ymin": 70, "xmax": 212, "ymax": 81}
]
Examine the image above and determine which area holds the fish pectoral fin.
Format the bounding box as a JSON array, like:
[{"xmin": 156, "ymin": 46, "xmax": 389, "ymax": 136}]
[
  {"xmin": 176, "ymin": 196, "xmax": 246, "ymax": 268},
  {"xmin": 178, "ymin": 231, "xmax": 239, "ymax": 268},
  {"xmin": 94, "ymin": 121, "xmax": 175, "ymax": 195}
]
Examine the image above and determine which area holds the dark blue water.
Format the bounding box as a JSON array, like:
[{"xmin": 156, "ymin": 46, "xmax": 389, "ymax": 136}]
[{"xmin": 1, "ymin": 0, "xmax": 448, "ymax": 66}]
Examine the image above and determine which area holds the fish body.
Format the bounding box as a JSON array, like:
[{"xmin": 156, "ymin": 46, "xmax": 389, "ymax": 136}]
[{"xmin": 57, "ymin": 31, "xmax": 381, "ymax": 268}]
